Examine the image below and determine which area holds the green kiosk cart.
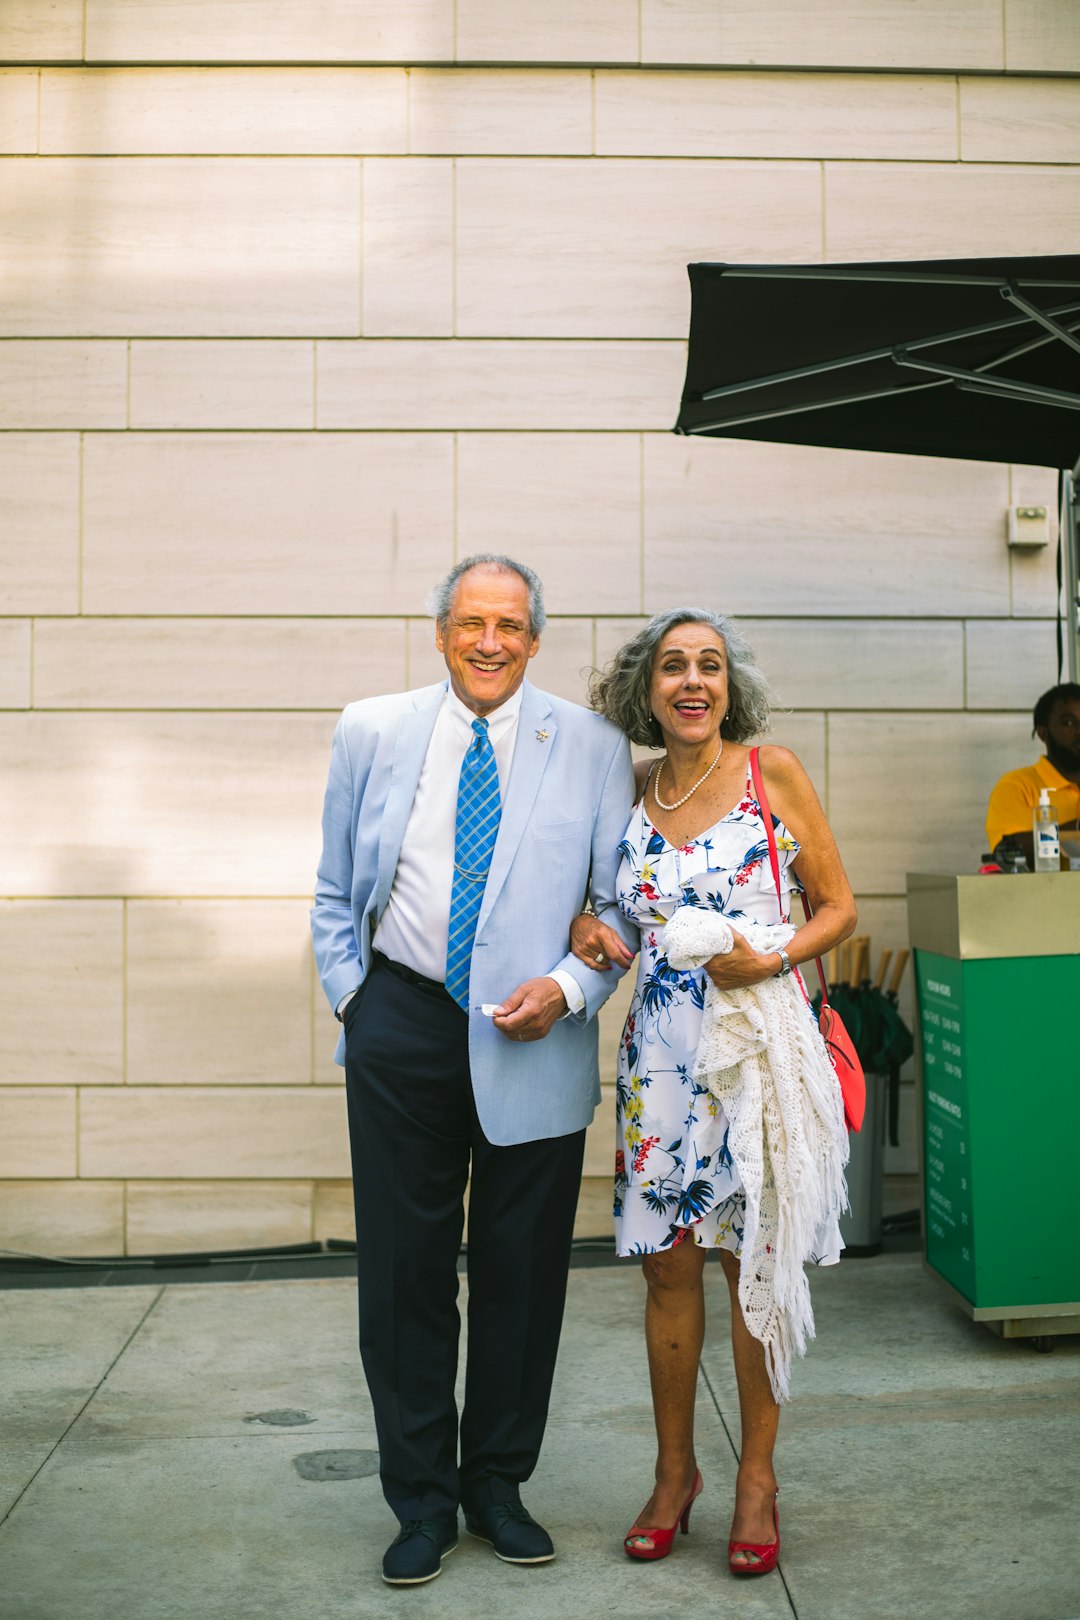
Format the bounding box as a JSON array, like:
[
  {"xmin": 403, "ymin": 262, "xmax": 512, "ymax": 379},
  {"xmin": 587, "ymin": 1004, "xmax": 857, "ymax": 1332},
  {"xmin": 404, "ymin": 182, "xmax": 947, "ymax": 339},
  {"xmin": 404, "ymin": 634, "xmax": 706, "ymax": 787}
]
[{"xmin": 906, "ymin": 873, "xmax": 1080, "ymax": 1348}]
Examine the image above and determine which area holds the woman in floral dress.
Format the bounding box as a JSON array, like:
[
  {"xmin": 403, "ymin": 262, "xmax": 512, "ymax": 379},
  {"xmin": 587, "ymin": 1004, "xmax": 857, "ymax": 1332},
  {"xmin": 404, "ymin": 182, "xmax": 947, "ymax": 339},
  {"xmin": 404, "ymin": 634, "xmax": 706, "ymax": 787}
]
[{"xmin": 573, "ymin": 609, "xmax": 856, "ymax": 1576}]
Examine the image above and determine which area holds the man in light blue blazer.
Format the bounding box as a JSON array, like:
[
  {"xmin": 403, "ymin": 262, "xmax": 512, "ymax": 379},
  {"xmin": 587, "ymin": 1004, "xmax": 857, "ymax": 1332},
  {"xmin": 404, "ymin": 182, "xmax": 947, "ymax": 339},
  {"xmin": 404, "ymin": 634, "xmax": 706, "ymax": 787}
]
[{"xmin": 311, "ymin": 555, "xmax": 635, "ymax": 1586}]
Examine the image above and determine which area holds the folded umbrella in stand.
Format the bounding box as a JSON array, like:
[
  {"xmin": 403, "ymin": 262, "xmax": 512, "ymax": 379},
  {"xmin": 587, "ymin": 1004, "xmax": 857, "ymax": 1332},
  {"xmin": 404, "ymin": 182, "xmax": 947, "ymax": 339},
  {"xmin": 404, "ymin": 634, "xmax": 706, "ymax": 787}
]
[
  {"xmin": 867, "ymin": 949, "xmax": 919, "ymax": 1236},
  {"xmin": 865, "ymin": 947, "xmax": 894, "ymax": 1078},
  {"xmin": 851, "ymin": 939, "xmax": 887, "ymax": 1072},
  {"xmin": 872, "ymin": 951, "xmax": 914, "ymax": 1147},
  {"xmin": 814, "ymin": 941, "xmax": 908, "ymax": 1140},
  {"xmin": 813, "ymin": 937, "xmax": 865, "ymax": 1050}
]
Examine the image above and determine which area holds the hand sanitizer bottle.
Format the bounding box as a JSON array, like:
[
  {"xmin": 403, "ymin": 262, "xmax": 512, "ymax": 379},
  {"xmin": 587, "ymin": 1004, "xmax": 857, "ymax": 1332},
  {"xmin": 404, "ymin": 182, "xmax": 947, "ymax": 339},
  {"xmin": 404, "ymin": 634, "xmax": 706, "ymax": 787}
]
[{"xmin": 1033, "ymin": 788, "xmax": 1060, "ymax": 872}]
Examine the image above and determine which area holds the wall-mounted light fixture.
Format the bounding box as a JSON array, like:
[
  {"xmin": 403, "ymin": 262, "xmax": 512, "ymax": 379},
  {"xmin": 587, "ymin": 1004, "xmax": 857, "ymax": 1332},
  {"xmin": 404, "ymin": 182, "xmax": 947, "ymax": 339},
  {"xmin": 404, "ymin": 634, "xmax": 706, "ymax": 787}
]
[{"xmin": 1006, "ymin": 506, "xmax": 1049, "ymax": 548}]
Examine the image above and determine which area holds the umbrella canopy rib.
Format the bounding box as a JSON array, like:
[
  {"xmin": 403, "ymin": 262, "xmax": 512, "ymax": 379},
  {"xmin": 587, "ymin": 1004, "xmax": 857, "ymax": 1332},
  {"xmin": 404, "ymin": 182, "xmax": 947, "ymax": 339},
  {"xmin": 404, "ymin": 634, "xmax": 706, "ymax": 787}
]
[
  {"xmin": 700, "ymin": 298, "xmax": 1080, "ymax": 404},
  {"xmin": 893, "ymin": 352, "xmax": 1080, "ymax": 412},
  {"xmin": 954, "ymin": 379, "xmax": 1080, "ymax": 415},
  {"xmin": 719, "ymin": 266, "xmax": 1080, "ymax": 290},
  {"xmin": 687, "ymin": 376, "xmax": 948, "ymax": 435},
  {"xmin": 1000, "ymin": 285, "xmax": 1080, "ymax": 360}
]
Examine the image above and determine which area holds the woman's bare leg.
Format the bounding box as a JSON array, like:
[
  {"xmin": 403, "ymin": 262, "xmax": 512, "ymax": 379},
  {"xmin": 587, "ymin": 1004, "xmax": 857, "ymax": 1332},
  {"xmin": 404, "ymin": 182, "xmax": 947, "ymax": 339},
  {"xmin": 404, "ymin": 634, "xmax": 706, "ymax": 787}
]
[
  {"xmin": 626, "ymin": 1237, "xmax": 708, "ymax": 1544},
  {"xmin": 718, "ymin": 1247, "xmax": 780, "ymax": 1567}
]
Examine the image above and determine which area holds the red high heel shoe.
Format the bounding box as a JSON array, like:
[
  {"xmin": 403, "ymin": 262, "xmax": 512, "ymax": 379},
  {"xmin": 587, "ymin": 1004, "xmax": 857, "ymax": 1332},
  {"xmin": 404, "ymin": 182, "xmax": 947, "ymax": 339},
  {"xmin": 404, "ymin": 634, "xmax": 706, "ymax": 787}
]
[
  {"xmin": 728, "ymin": 1490, "xmax": 779, "ymax": 1577},
  {"xmin": 623, "ymin": 1470, "xmax": 704, "ymax": 1561}
]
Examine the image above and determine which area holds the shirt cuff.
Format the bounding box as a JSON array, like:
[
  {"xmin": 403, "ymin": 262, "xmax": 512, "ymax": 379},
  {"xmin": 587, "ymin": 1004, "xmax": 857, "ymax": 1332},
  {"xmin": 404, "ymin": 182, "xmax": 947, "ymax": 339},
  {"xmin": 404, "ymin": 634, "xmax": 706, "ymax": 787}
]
[
  {"xmin": 336, "ymin": 988, "xmax": 360, "ymax": 1021},
  {"xmin": 548, "ymin": 969, "xmax": 585, "ymax": 1017}
]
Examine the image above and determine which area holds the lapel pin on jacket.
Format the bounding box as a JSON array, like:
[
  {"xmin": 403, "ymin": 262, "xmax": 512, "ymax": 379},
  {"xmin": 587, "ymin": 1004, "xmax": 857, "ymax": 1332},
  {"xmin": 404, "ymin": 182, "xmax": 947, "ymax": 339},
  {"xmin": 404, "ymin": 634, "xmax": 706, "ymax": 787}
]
[{"xmin": 535, "ymin": 728, "xmax": 549, "ymax": 742}]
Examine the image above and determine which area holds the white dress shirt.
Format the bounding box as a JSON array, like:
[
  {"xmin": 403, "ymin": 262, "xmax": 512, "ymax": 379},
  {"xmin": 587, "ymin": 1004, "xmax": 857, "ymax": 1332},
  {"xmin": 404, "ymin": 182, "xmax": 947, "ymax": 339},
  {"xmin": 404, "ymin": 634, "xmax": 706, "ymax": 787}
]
[{"xmin": 341, "ymin": 686, "xmax": 582, "ymax": 1016}]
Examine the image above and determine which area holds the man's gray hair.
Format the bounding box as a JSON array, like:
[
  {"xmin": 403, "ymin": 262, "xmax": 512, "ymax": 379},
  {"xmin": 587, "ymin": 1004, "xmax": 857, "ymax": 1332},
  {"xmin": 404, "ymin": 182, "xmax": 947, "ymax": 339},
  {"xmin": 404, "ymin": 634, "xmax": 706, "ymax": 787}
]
[
  {"xmin": 427, "ymin": 554, "xmax": 547, "ymax": 637},
  {"xmin": 589, "ymin": 608, "xmax": 772, "ymax": 747}
]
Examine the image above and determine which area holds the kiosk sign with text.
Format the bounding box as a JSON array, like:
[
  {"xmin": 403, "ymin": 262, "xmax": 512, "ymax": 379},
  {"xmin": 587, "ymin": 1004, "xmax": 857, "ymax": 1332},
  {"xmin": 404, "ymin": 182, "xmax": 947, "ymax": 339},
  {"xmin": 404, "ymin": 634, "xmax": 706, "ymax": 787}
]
[{"xmin": 916, "ymin": 952, "xmax": 975, "ymax": 1298}]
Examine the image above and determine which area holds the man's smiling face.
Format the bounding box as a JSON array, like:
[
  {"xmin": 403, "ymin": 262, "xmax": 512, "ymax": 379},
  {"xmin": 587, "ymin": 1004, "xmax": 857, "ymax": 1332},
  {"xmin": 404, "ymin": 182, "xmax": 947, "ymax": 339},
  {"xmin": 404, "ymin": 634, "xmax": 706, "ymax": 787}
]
[{"xmin": 435, "ymin": 566, "xmax": 540, "ymax": 717}]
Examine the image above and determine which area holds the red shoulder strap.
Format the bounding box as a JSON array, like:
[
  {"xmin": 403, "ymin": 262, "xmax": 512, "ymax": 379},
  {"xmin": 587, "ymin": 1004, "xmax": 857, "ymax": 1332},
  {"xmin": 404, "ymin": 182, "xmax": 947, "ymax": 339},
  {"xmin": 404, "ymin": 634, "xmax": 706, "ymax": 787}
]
[
  {"xmin": 749, "ymin": 746, "xmax": 829, "ymax": 1004},
  {"xmin": 749, "ymin": 746, "xmax": 784, "ymax": 912}
]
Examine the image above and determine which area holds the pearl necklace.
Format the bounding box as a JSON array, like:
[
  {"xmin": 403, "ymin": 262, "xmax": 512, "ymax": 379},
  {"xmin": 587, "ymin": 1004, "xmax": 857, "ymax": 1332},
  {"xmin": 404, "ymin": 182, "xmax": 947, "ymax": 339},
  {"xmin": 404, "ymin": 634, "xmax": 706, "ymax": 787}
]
[{"xmin": 652, "ymin": 740, "xmax": 724, "ymax": 811}]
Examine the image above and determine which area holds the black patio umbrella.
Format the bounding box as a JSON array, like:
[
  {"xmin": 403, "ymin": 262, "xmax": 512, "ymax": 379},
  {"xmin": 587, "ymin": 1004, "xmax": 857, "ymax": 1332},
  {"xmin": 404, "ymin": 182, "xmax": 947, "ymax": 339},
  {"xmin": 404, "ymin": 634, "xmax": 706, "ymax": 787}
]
[
  {"xmin": 674, "ymin": 250, "xmax": 1080, "ymax": 684},
  {"xmin": 674, "ymin": 252, "xmax": 1080, "ymax": 470}
]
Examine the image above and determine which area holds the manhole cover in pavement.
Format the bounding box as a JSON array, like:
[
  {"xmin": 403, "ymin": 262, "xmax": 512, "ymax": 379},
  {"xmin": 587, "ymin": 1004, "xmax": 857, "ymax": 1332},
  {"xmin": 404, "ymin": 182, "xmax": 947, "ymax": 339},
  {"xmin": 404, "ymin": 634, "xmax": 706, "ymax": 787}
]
[
  {"xmin": 293, "ymin": 1449, "xmax": 380, "ymax": 1481},
  {"xmin": 244, "ymin": 1409, "xmax": 316, "ymax": 1427}
]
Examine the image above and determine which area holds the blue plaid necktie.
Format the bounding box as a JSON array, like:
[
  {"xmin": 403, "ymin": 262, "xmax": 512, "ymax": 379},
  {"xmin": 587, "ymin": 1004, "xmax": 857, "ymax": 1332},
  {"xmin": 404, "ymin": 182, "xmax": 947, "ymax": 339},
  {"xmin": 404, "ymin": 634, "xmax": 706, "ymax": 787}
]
[{"xmin": 445, "ymin": 718, "xmax": 501, "ymax": 1011}]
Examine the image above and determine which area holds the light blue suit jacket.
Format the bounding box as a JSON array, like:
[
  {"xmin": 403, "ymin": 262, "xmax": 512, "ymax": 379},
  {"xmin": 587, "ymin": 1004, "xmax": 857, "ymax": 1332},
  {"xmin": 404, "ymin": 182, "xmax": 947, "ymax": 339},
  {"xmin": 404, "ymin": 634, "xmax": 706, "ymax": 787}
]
[{"xmin": 310, "ymin": 679, "xmax": 636, "ymax": 1146}]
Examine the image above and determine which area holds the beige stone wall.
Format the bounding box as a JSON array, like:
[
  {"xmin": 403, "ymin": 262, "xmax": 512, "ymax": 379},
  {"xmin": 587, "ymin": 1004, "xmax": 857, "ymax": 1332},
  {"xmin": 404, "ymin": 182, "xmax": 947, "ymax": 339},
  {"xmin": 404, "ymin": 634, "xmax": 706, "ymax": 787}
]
[{"xmin": 2, "ymin": 4, "xmax": 1078, "ymax": 1255}]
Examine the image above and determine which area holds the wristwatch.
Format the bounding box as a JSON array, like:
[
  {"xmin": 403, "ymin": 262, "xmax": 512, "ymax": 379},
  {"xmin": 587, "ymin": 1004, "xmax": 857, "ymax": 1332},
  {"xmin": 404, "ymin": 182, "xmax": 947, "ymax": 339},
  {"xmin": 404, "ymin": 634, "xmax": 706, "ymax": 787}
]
[{"xmin": 774, "ymin": 949, "xmax": 793, "ymax": 977}]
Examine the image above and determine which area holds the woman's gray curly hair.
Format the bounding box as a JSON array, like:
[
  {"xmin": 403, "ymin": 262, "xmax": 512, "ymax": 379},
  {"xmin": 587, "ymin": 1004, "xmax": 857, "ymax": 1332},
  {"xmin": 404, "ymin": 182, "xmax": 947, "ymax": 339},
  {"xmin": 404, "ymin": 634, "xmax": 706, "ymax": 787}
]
[{"xmin": 589, "ymin": 608, "xmax": 771, "ymax": 747}]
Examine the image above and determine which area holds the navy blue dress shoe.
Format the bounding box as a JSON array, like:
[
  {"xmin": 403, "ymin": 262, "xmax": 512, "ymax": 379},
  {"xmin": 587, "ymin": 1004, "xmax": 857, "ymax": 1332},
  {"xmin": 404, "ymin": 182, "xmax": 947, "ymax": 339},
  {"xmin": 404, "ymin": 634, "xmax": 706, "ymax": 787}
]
[
  {"xmin": 464, "ymin": 1500, "xmax": 555, "ymax": 1564},
  {"xmin": 382, "ymin": 1519, "xmax": 459, "ymax": 1585}
]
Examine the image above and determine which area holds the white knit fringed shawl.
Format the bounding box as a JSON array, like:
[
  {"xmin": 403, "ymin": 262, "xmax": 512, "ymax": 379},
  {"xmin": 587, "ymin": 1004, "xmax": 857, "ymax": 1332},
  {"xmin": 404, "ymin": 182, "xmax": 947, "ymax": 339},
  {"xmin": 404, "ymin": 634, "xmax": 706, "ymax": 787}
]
[{"xmin": 663, "ymin": 908, "xmax": 849, "ymax": 1404}]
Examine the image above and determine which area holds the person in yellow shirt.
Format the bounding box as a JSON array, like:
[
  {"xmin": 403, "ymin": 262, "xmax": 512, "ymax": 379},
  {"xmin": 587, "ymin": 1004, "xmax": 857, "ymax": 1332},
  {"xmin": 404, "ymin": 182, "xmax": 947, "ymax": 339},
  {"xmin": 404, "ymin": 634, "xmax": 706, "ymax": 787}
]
[{"xmin": 986, "ymin": 683, "xmax": 1080, "ymax": 861}]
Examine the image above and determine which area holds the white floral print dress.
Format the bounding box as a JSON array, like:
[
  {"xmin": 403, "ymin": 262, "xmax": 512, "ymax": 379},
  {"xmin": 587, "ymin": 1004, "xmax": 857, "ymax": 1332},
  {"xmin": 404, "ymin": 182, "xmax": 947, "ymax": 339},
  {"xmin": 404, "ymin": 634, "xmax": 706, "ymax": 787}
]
[{"xmin": 613, "ymin": 769, "xmax": 820, "ymax": 1258}]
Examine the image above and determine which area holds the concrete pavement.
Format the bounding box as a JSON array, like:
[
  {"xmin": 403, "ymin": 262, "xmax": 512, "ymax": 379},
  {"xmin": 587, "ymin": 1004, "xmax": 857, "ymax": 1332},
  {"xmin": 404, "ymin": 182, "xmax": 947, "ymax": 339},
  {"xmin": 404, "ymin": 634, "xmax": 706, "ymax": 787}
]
[{"xmin": 1, "ymin": 1251, "xmax": 1078, "ymax": 1620}]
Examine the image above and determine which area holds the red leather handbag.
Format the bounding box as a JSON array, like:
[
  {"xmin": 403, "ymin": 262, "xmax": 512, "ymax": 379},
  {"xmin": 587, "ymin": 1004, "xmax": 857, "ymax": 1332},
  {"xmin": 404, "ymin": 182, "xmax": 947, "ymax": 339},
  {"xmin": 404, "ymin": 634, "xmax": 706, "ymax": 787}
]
[{"xmin": 749, "ymin": 748, "xmax": 866, "ymax": 1133}]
